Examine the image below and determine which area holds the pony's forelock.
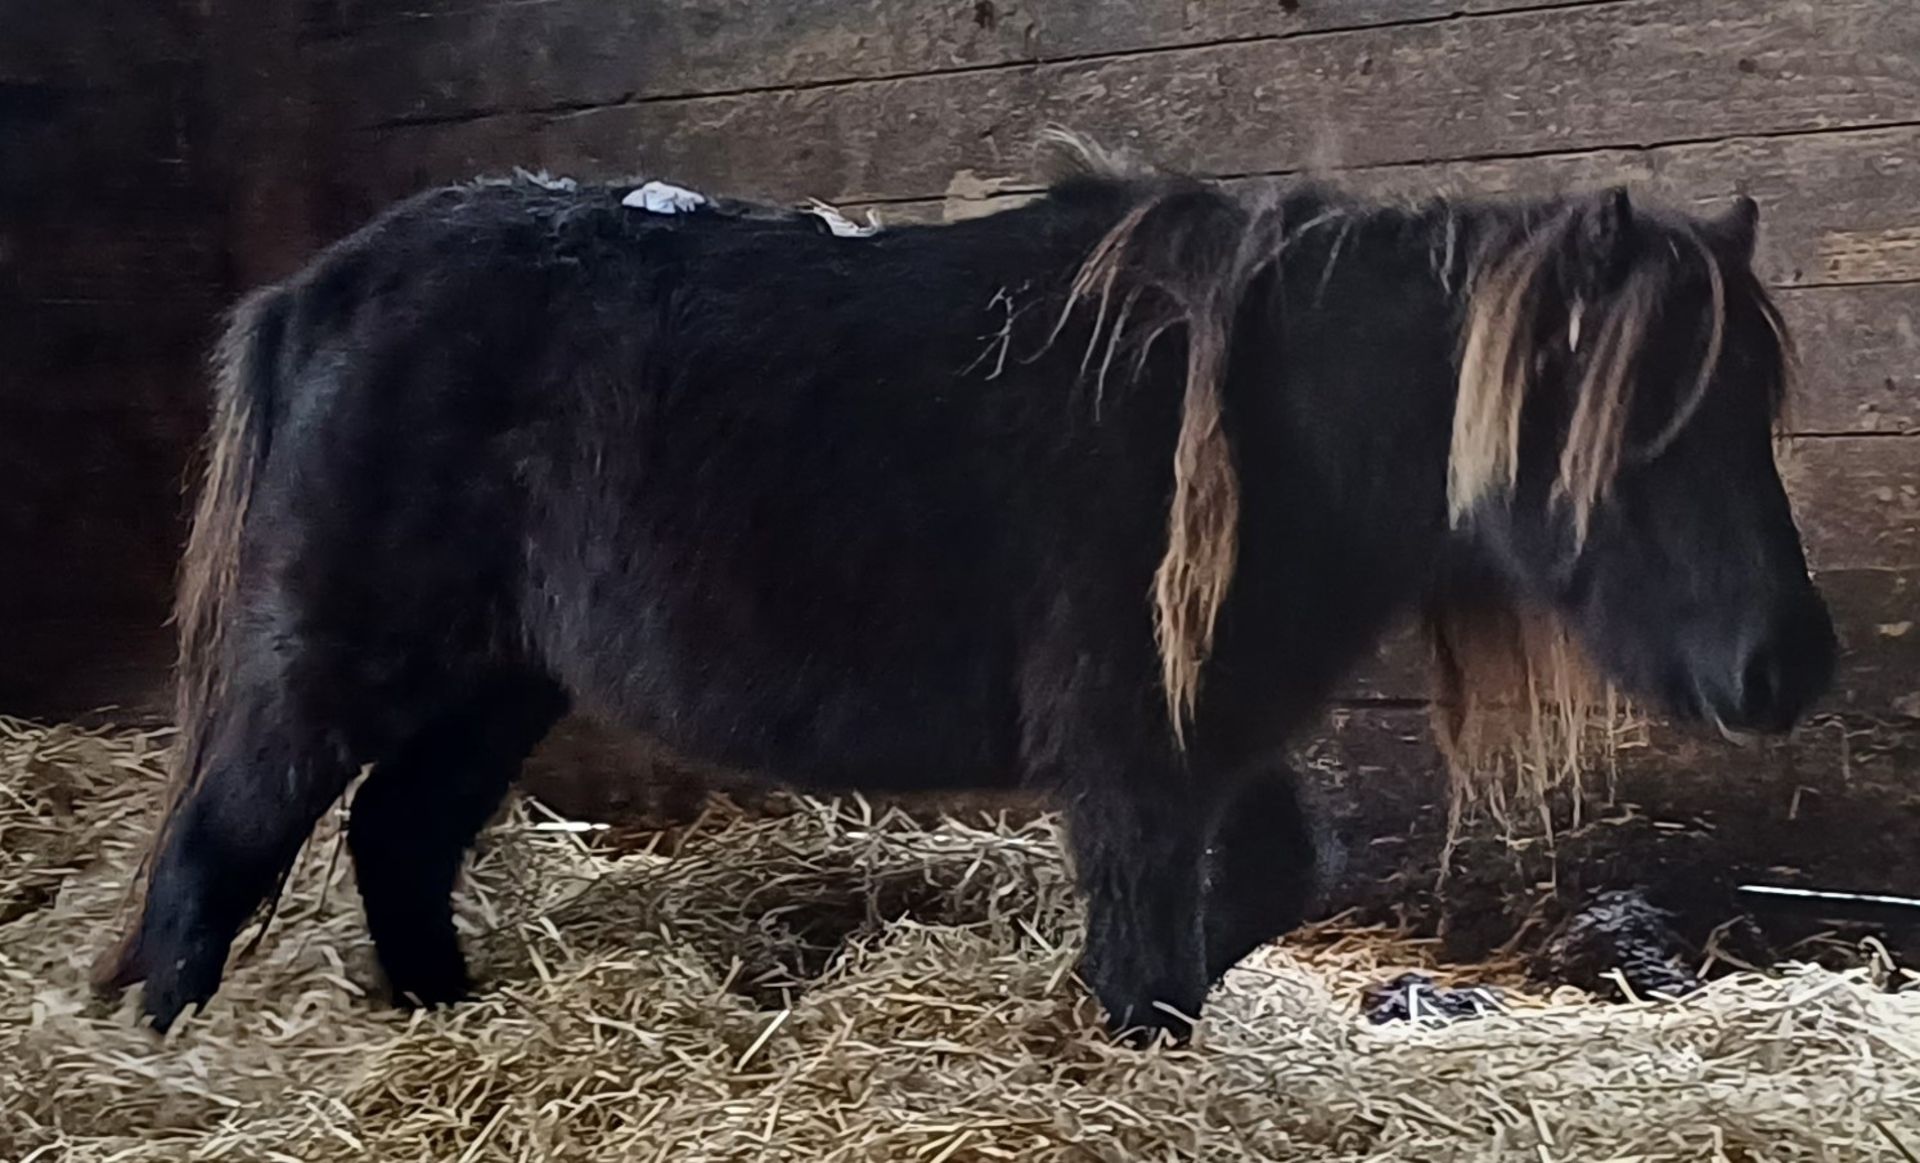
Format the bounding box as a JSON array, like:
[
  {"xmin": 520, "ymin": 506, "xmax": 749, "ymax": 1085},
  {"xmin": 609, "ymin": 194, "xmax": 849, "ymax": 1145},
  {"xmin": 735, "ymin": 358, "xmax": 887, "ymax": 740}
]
[{"xmin": 1448, "ymin": 197, "xmax": 1788, "ymax": 543}]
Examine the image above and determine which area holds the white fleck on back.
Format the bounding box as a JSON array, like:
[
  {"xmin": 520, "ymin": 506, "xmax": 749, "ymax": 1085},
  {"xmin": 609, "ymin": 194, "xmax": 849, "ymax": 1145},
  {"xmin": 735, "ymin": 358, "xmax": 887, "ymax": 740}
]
[{"xmin": 622, "ymin": 181, "xmax": 708, "ymax": 215}]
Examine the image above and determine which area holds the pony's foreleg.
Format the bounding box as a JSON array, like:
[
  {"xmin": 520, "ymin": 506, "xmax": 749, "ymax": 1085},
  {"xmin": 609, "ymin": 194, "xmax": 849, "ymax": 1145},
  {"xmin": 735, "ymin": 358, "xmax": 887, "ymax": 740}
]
[
  {"xmin": 1201, "ymin": 761, "xmax": 1326, "ymax": 982},
  {"xmin": 1064, "ymin": 774, "xmax": 1213, "ymax": 1043},
  {"xmin": 1027, "ymin": 640, "xmax": 1216, "ymax": 1042}
]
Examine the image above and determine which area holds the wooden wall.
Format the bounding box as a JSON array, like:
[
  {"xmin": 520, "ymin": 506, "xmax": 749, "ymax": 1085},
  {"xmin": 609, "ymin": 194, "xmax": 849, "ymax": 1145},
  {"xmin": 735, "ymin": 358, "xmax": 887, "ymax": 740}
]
[{"xmin": 0, "ymin": 0, "xmax": 226, "ymax": 712}]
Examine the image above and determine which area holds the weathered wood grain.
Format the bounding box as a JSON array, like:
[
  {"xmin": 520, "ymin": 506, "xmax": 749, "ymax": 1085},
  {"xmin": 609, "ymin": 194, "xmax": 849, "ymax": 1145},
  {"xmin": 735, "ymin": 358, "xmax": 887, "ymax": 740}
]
[
  {"xmin": 0, "ymin": 0, "xmax": 198, "ymax": 88},
  {"xmin": 869, "ymin": 125, "xmax": 1920, "ymax": 291},
  {"xmin": 0, "ymin": 220, "xmax": 223, "ymax": 306},
  {"xmin": 0, "ymin": 296, "xmax": 212, "ymax": 422},
  {"xmin": 1332, "ymin": 127, "xmax": 1920, "ymax": 289},
  {"xmin": 2, "ymin": 350, "xmax": 208, "ymax": 415},
  {"xmin": 0, "ymin": 96, "xmax": 202, "ymax": 217},
  {"xmin": 0, "ymin": 0, "xmax": 220, "ymax": 708},
  {"xmin": 0, "ymin": 618, "xmax": 174, "ymax": 718},
  {"xmin": 357, "ymin": 0, "xmax": 1920, "ymax": 211},
  {"xmin": 1777, "ymin": 283, "xmax": 1920, "ymax": 435},
  {"xmin": 1823, "ymin": 568, "xmax": 1920, "ymax": 719},
  {"xmin": 311, "ymin": 0, "xmax": 1587, "ymax": 129},
  {"xmin": 0, "ymin": 408, "xmax": 196, "ymax": 623},
  {"xmin": 1785, "ymin": 437, "xmax": 1920, "ymax": 573}
]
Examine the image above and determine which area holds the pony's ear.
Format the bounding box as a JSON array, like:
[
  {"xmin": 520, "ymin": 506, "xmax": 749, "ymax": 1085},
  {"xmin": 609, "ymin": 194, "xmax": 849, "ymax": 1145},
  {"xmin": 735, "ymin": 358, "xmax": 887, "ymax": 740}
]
[
  {"xmin": 1585, "ymin": 187, "xmax": 1634, "ymax": 251},
  {"xmin": 1566, "ymin": 187, "xmax": 1636, "ymax": 292},
  {"xmin": 1708, "ymin": 194, "xmax": 1760, "ymax": 264}
]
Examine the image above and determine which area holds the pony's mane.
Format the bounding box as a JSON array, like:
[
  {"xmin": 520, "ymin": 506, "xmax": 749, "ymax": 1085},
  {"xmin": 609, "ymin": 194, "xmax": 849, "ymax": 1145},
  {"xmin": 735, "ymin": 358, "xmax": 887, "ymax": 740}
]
[
  {"xmin": 1042, "ymin": 132, "xmax": 1288, "ymax": 740},
  {"xmin": 1038, "ymin": 132, "xmax": 1795, "ymax": 793}
]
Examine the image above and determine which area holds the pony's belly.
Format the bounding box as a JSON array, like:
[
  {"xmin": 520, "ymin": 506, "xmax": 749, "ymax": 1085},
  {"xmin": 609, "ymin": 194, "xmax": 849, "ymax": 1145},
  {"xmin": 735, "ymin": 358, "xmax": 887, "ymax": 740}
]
[{"xmin": 548, "ymin": 591, "xmax": 1024, "ymax": 795}]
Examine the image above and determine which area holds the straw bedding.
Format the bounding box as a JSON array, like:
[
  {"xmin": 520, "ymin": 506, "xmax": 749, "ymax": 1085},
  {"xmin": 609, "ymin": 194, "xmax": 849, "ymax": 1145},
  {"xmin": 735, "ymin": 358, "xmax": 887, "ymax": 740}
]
[{"xmin": 2, "ymin": 716, "xmax": 1916, "ymax": 1162}]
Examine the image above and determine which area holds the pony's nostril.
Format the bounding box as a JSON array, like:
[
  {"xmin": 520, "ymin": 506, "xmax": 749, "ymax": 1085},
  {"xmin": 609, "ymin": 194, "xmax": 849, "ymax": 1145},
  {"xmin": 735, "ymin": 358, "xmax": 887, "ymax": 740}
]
[{"xmin": 1735, "ymin": 646, "xmax": 1783, "ymax": 725}]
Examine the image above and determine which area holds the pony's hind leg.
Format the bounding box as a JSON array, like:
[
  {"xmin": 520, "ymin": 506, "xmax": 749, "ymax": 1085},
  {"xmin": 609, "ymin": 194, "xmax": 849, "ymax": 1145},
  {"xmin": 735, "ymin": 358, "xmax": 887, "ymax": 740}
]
[
  {"xmin": 348, "ymin": 674, "xmax": 568, "ymax": 1007},
  {"xmin": 130, "ymin": 678, "xmax": 361, "ymax": 1031}
]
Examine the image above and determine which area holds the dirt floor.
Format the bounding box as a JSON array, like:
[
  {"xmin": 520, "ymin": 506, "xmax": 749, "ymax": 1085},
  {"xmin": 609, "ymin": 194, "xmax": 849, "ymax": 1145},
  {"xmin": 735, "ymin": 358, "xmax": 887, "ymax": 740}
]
[{"xmin": 3, "ymin": 717, "xmax": 1917, "ymax": 1162}]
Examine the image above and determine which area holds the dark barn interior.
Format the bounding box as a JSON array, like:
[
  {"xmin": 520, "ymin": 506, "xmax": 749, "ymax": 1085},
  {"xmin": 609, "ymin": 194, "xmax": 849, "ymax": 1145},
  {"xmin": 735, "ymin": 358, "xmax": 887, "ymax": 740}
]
[
  {"xmin": 5, "ymin": 0, "xmax": 1915, "ymax": 926},
  {"xmin": 2, "ymin": 2, "xmax": 1918, "ymax": 1157}
]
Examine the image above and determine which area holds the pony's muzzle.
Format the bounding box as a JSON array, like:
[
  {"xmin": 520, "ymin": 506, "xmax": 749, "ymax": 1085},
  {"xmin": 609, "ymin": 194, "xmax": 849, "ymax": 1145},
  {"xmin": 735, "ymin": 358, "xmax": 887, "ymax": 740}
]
[{"xmin": 1700, "ymin": 593, "xmax": 1836, "ymax": 735}]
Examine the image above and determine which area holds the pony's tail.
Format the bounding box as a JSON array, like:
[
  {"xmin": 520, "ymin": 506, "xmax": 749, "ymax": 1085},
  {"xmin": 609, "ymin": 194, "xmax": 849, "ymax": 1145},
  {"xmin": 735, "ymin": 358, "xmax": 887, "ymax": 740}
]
[{"xmin": 91, "ymin": 287, "xmax": 288, "ymax": 994}]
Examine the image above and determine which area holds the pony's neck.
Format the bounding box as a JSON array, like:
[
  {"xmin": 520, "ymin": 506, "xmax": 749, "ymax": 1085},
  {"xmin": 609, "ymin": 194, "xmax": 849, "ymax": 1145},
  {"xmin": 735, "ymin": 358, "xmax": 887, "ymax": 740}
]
[
  {"xmin": 1211, "ymin": 198, "xmax": 1473, "ymax": 704},
  {"xmin": 1246, "ymin": 196, "xmax": 1469, "ymax": 569}
]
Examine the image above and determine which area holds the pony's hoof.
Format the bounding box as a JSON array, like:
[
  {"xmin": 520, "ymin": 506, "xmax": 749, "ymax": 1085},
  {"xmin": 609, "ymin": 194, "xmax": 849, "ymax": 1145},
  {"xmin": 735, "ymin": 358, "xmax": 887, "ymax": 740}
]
[
  {"xmin": 383, "ymin": 953, "xmax": 473, "ymax": 1011},
  {"xmin": 139, "ymin": 948, "xmax": 224, "ymax": 1033}
]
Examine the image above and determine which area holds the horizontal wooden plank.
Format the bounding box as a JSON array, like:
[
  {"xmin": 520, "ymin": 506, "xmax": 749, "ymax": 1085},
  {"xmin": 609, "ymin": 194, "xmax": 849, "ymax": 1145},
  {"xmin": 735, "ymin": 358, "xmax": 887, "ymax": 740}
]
[
  {"xmin": 0, "ymin": 219, "xmax": 224, "ymax": 305},
  {"xmin": 1777, "ymin": 283, "xmax": 1920, "ymax": 435},
  {"xmin": 1, "ymin": 352, "xmax": 209, "ymax": 415},
  {"xmin": 310, "ymin": 0, "xmax": 1556, "ymax": 43},
  {"xmin": 0, "ymin": 296, "xmax": 213, "ymax": 362},
  {"xmin": 867, "ymin": 125, "xmax": 1920, "ymax": 293},
  {"xmin": 0, "ymin": 409, "xmax": 196, "ymax": 622},
  {"xmin": 0, "ymin": 301, "xmax": 213, "ymax": 418},
  {"xmin": 1822, "ymin": 568, "xmax": 1920, "ymax": 718},
  {"xmin": 0, "ymin": 92, "xmax": 206, "ymax": 217},
  {"xmin": 0, "ymin": 0, "xmax": 201, "ymax": 88},
  {"xmin": 0, "ymin": 618, "xmax": 173, "ymax": 719},
  {"xmin": 1786, "ymin": 436, "xmax": 1920, "ymax": 572},
  {"xmin": 313, "ymin": 0, "xmax": 1570, "ymax": 128},
  {"xmin": 1330, "ymin": 127, "xmax": 1920, "ymax": 289},
  {"xmin": 358, "ymin": 0, "xmax": 1920, "ymax": 209}
]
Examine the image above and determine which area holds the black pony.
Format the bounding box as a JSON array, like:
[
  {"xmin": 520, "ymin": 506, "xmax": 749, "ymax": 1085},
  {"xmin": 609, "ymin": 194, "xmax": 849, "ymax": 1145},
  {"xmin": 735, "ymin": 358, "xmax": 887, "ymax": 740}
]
[{"xmin": 97, "ymin": 141, "xmax": 1834, "ymax": 1040}]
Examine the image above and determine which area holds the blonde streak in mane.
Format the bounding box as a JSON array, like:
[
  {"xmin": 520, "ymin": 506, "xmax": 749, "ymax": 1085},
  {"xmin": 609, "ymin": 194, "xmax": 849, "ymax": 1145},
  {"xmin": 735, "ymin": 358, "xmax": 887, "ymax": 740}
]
[
  {"xmin": 1154, "ymin": 306, "xmax": 1239, "ymax": 741},
  {"xmin": 1555, "ymin": 268, "xmax": 1651, "ymax": 546},
  {"xmin": 1050, "ymin": 198, "xmax": 1160, "ymax": 356},
  {"xmin": 1637, "ymin": 232, "xmax": 1728, "ymax": 464},
  {"xmin": 1448, "ymin": 225, "xmax": 1561, "ymax": 524},
  {"xmin": 1056, "ymin": 184, "xmax": 1252, "ymax": 743},
  {"xmin": 1431, "ymin": 201, "xmax": 1632, "ymax": 827},
  {"xmin": 1090, "ymin": 286, "xmax": 1147, "ymax": 412},
  {"xmin": 1152, "ymin": 200, "xmax": 1287, "ymax": 739}
]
